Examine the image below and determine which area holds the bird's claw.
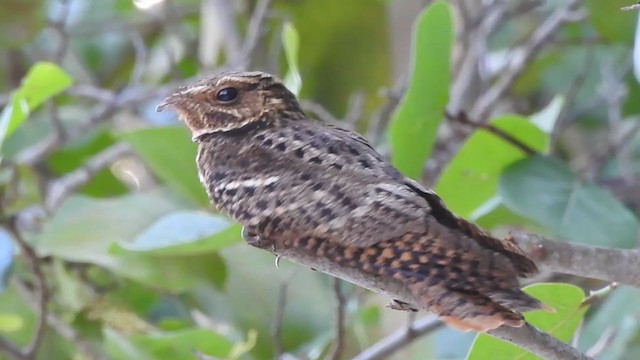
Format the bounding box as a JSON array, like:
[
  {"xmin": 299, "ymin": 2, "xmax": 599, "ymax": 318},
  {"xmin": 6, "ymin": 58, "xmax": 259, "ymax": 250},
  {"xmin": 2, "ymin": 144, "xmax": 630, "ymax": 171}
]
[{"xmin": 241, "ymin": 226, "xmax": 262, "ymax": 247}]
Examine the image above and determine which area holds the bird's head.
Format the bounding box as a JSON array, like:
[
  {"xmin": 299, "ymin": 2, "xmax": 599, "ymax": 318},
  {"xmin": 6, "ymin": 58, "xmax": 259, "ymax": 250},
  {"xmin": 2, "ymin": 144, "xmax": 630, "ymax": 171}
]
[{"xmin": 156, "ymin": 71, "xmax": 302, "ymax": 141}]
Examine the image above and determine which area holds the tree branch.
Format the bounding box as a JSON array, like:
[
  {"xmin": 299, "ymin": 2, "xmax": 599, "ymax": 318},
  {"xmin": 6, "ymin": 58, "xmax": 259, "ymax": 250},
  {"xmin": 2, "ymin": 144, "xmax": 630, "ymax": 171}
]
[
  {"xmin": 256, "ymin": 235, "xmax": 594, "ymax": 360},
  {"xmin": 470, "ymin": 0, "xmax": 586, "ymax": 121},
  {"xmin": 511, "ymin": 232, "xmax": 640, "ymax": 287},
  {"xmin": 44, "ymin": 143, "xmax": 131, "ymax": 212},
  {"xmin": 489, "ymin": 324, "xmax": 594, "ymax": 360},
  {"xmin": 352, "ymin": 315, "xmax": 441, "ymax": 360}
]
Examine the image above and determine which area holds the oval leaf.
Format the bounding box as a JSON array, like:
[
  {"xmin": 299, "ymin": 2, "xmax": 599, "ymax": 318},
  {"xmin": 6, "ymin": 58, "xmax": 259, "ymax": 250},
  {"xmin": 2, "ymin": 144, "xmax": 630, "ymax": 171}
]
[
  {"xmin": 499, "ymin": 156, "xmax": 638, "ymax": 248},
  {"xmin": 117, "ymin": 210, "xmax": 241, "ymax": 255},
  {"xmin": 436, "ymin": 115, "xmax": 548, "ymax": 218},
  {"xmin": 388, "ymin": 0, "xmax": 453, "ymax": 179},
  {"xmin": 0, "ymin": 62, "xmax": 73, "ymax": 147},
  {"xmin": 35, "ymin": 192, "xmax": 226, "ymax": 291}
]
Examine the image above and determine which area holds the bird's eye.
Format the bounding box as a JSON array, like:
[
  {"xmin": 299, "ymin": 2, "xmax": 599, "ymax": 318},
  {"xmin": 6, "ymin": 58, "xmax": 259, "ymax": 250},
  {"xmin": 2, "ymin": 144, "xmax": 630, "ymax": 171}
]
[{"xmin": 216, "ymin": 87, "xmax": 238, "ymax": 102}]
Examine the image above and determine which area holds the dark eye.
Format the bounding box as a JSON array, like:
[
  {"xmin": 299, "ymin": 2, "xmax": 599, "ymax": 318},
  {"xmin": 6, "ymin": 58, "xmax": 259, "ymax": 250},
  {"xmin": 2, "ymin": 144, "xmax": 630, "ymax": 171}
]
[{"xmin": 216, "ymin": 87, "xmax": 238, "ymax": 102}]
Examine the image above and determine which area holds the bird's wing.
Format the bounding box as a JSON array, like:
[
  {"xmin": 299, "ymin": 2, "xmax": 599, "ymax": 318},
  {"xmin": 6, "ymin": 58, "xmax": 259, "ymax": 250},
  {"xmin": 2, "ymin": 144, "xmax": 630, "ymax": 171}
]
[
  {"xmin": 202, "ymin": 120, "xmax": 431, "ymax": 247},
  {"xmin": 201, "ymin": 119, "xmax": 537, "ymax": 276}
]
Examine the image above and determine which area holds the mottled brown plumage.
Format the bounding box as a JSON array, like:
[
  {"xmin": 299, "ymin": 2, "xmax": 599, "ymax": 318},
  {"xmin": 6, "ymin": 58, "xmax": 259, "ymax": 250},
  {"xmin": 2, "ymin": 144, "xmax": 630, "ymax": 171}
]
[{"xmin": 157, "ymin": 71, "xmax": 548, "ymax": 332}]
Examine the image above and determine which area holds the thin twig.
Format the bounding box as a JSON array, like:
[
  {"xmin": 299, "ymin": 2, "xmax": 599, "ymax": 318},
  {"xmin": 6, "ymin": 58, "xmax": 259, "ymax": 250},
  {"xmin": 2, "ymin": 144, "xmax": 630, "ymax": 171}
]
[
  {"xmin": 328, "ymin": 279, "xmax": 347, "ymax": 360},
  {"xmin": 0, "ymin": 221, "xmax": 50, "ymax": 360},
  {"xmin": 470, "ymin": 0, "xmax": 586, "ymax": 121},
  {"xmin": 489, "ymin": 323, "xmax": 594, "ymax": 360},
  {"xmin": 367, "ymin": 75, "xmax": 408, "ymax": 144},
  {"xmin": 621, "ymin": 3, "xmax": 640, "ymax": 11},
  {"xmin": 237, "ymin": 0, "xmax": 272, "ymax": 69},
  {"xmin": 352, "ymin": 316, "xmax": 441, "ymax": 360},
  {"xmin": 13, "ymin": 281, "xmax": 106, "ymax": 360},
  {"xmin": 44, "ymin": 143, "xmax": 131, "ymax": 212},
  {"xmin": 445, "ymin": 111, "xmax": 538, "ymax": 155},
  {"xmin": 271, "ymin": 282, "xmax": 288, "ymax": 358},
  {"xmin": 581, "ymin": 121, "xmax": 640, "ymax": 178}
]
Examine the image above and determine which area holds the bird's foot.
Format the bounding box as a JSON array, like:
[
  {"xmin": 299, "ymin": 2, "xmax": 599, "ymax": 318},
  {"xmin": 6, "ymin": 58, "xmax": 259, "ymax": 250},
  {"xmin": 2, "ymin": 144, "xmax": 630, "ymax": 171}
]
[
  {"xmin": 387, "ymin": 299, "xmax": 418, "ymax": 312},
  {"xmin": 241, "ymin": 226, "xmax": 275, "ymax": 251}
]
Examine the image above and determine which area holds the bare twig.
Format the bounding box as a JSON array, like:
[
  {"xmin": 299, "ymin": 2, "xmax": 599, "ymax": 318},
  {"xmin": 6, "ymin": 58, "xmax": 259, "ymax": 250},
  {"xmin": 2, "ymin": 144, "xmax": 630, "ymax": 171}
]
[
  {"xmin": 300, "ymin": 101, "xmax": 341, "ymax": 126},
  {"xmin": 367, "ymin": 75, "xmax": 407, "ymax": 144},
  {"xmin": 13, "ymin": 281, "xmax": 106, "ymax": 360},
  {"xmin": 48, "ymin": 0, "xmax": 71, "ymax": 63},
  {"xmin": 621, "ymin": 3, "xmax": 640, "ymax": 11},
  {"xmin": 581, "ymin": 121, "xmax": 640, "ymax": 178},
  {"xmin": 353, "ymin": 315, "xmax": 441, "ymax": 360},
  {"xmin": 271, "ymin": 281, "xmax": 288, "ymax": 358},
  {"xmin": 44, "ymin": 143, "xmax": 131, "ymax": 212},
  {"xmin": 0, "ymin": 221, "xmax": 50, "ymax": 360},
  {"xmin": 445, "ymin": 111, "xmax": 538, "ymax": 155},
  {"xmin": 327, "ymin": 279, "xmax": 347, "ymax": 360},
  {"xmin": 511, "ymin": 232, "xmax": 640, "ymax": 287},
  {"xmin": 237, "ymin": 0, "xmax": 272, "ymax": 69},
  {"xmin": 470, "ymin": 0, "xmax": 586, "ymax": 121},
  {"xmin": 128, "ymin": 31, "xmax": 147, "ymax": 86},
  {"xmin": 16, "ymin": 82, "xmax": 177, "ymax": 166}
]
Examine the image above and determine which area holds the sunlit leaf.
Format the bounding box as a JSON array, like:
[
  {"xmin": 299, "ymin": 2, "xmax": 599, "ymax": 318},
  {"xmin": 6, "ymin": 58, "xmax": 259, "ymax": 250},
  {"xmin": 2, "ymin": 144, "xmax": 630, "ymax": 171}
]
[
  {"xmin": 282, "ymin": 22, "xmax": 302, "ymax": 95},
  {"xmin": 436, "ymin": 116, "xmax": 548, "ymax": 219},
  {"xmin": 389, "ymin": 0, "xmax": 453, "ymax": 179},
  {"xmin": 467, "ymin": 283, "xmax": 588, "ymax": 360},
  {"xmin": 0, "ymin": 62, "xmax": 72, "ymax": 148},
  {"xmin": 499, "ymin": 156, "xmax": 639, "ymax": 248},
  {"xmin": 34, "ymin": 191, "xmax": 226, "ymax": 291},
  {"xmin": 0, "ymin": 313, "xmax": 23, "ymax": 332}
]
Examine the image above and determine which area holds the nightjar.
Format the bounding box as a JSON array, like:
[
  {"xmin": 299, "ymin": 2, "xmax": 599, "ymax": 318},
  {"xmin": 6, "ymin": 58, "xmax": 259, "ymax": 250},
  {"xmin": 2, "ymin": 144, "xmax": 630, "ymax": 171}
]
[{"xmin": 156, "ymin": 71, "xmax": 549, "ymax": 332}]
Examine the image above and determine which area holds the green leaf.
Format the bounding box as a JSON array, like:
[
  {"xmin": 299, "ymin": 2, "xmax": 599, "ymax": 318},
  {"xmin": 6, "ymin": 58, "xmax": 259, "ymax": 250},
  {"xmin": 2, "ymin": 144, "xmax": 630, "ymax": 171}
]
[
  {"xmin": 34, "ymin": 191, "xmax": 226, "ymax": 291},
  {"xmin": 282, "ymin": 22, "xmax": 302, "ymax": 96},
  {"xmin": 499, "ymin": 156, "xmax": 639, "ymax": 248},
  {"xmin": 120, "ymin": 127, "xmax": 208, "ymax": 206},
  {"xmin": 467, "ymin": 283, "xmax": 588, "ymax": 360},
  {"xmin": 388, "ymin": 0, "xmax": 453, "ymax": 179},
  {"xmin": 116, "ymin": 210, "xmax": 241, "ymax": 255},
  {"xmin": 114, "ymin": 328, "xmax": 234, "ymax": 360},
  {"xmin": 48, "ymin": 126, "xmax": 127, "ymax": 197},
  {"xmin": 578, "ymin": 287, "xmax": 640, "ymax": 359},
  {"xmin": 283, "ymin": 0, "xmax": 389, "ymax": 116},
  {"xmin": 0, "ymin": 62, "xmax": 73, "ymax": 148},
  {"xmin": 0, "ymin": 313, "xmax": 24, "ymax": 332},
  {"xmin": 436, "ymin": 116, "xmax": 548, "ymax": 218},
  {"xmin": 52, "ymin": 260, "xmax": 95, "ymax": 314},
  {"xmin": 0, "ymin": 285, "xmax": 36, "ymax": 346},
  {"xmin": 586, "ymin": 0, "xmax": 636, "ymax": 43}
]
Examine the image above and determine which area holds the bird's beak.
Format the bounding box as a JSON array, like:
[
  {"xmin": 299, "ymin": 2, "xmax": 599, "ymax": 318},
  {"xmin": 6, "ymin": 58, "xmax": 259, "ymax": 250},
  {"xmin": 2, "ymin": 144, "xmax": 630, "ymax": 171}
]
[{"xmin": 156, "ymin": 95, "xmax": 176, "ymax": 112}]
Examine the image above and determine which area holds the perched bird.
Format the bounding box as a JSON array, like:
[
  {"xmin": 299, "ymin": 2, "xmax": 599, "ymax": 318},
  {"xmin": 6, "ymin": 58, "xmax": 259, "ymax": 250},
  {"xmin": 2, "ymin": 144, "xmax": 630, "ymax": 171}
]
[{"xmin": 156, "ymin": 71, "xmax": 548, "ymax": 332}]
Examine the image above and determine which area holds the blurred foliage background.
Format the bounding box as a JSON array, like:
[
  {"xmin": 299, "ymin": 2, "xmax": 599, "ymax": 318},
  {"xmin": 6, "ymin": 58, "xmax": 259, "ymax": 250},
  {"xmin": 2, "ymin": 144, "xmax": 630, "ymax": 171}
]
[{"xmin": 1, "ymin": 0, "xmax": 640, "ymax": 359}]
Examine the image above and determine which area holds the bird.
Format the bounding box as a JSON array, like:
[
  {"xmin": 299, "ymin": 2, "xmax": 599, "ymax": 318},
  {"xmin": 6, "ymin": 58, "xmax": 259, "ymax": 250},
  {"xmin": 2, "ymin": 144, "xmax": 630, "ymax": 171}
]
[{"xmin": 156, "ymin": 71, "xmax": 549, "ymax": 332}]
